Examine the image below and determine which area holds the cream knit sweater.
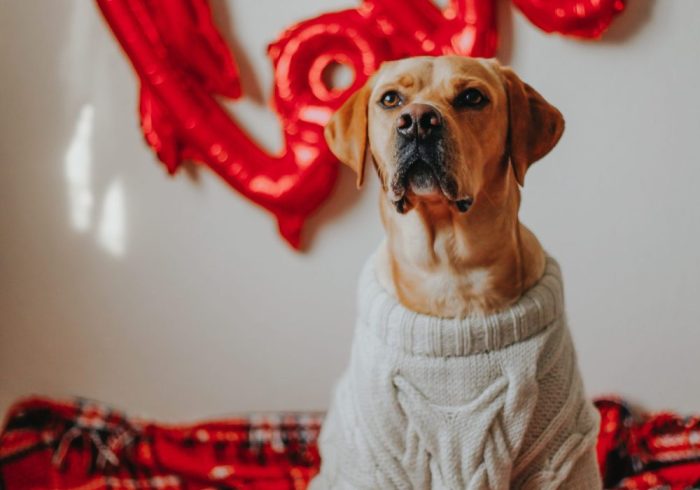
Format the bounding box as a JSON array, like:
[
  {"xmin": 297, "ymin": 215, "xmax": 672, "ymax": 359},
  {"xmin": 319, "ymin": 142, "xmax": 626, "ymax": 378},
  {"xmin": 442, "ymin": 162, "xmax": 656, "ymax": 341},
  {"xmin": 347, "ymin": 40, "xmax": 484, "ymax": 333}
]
[{"xmin": 310, "ymin": 254, "xmax": 601, "ymax": 490}]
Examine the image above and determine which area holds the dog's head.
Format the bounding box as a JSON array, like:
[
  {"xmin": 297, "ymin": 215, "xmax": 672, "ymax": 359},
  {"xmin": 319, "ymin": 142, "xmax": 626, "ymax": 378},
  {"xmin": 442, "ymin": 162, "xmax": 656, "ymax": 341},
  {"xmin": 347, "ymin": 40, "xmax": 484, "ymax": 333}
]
[{"xmin": 325, "ymin": 56, "xmax": 564, "ymax": 214}]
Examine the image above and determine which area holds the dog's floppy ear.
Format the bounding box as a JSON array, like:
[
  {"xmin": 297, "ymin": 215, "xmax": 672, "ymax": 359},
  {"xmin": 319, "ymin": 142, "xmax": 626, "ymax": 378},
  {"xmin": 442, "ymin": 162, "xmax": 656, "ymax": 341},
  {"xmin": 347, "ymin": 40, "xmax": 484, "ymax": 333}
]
[
  {"xmin": 324, "ymin": 83, "xmax": 372, "ymax": 188},
  {"xmin": 501, "ymin": 67, "xmax": 564, "ymax": 186}
]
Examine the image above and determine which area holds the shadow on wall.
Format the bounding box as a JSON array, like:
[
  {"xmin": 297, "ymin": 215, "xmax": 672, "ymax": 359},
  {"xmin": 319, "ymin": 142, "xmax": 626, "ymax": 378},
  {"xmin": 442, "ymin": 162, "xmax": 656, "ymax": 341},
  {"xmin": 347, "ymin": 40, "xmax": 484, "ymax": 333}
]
[
  {"xmin": 603, "ymin": 0, "xmax": 656, "ymax": 44},
  {"xmin": 209, "ymin": 0, "xmax": 266, "ymax": 106},
  {"xmin": 302, "ymin": 166, "xmax": 365, "ymax": 250},
  {"xmin": 497, "ymin": 0, "xmax": 515, "ymax": 64}
]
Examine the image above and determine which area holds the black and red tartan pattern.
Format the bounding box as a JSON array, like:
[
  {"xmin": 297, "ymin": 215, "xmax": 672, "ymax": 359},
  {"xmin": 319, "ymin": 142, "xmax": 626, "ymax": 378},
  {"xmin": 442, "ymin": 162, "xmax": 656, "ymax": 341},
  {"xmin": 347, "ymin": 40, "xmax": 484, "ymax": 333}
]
[
  {"xmin": 595, "ymin": 398, "xmax": 700, "ymax": 489},
  {"xmin": 1, "ymin": 396, "xmax": 699, "ymax": 489},
  {"xmin": 0, "ymin": 397, "xmax": 321, "ymax": 489}
]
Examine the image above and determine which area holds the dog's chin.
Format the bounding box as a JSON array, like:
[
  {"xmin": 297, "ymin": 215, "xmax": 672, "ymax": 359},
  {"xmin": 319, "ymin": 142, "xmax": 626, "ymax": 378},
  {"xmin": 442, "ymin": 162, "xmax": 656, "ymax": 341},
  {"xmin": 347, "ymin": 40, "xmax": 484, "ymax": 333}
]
[
  {"xmin": 389, "ymin": 161, "xmax": 472, "ymax": 215},
  {"xmin": 405, "ymin": 161, "xmax": 442, "ymax": 198}
]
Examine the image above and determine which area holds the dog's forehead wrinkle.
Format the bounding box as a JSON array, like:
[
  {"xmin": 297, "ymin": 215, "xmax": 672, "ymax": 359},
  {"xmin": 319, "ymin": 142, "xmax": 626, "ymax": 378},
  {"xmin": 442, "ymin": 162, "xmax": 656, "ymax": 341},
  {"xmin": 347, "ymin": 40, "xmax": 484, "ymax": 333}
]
[
  {"xmin": 398, "ymin": 75, "xmax": 415, "ymax": 88},
  {"xmin": 377, "ymin": 58, "xmax": 435, "ymax": 91}
]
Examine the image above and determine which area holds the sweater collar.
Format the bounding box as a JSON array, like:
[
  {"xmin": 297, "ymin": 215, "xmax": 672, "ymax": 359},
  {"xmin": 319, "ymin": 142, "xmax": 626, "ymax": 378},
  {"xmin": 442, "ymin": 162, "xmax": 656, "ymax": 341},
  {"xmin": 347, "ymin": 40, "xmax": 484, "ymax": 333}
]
[{"xmin": 357, "ymin": 253, "xmax": 565, "ymax": 357}]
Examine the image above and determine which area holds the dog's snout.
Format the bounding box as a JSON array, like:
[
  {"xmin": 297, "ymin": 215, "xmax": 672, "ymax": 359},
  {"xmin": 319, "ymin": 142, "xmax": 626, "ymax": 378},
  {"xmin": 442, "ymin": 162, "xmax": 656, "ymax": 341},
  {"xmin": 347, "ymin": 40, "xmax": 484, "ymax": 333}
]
[{"xmin": 396, "ymin": 104, "xmax": 442, "ymax": 140}]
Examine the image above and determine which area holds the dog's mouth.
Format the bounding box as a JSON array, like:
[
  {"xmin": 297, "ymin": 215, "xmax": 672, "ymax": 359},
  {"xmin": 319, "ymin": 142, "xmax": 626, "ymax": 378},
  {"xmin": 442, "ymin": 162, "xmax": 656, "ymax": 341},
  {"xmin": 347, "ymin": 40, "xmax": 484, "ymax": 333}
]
[
  {"xmin": 405, "ymin": 160, "xmax": 440, "ymax": 196},
  {"xmin": 390, "ymin": 159, "xmax": 472, "ymax": 215}
]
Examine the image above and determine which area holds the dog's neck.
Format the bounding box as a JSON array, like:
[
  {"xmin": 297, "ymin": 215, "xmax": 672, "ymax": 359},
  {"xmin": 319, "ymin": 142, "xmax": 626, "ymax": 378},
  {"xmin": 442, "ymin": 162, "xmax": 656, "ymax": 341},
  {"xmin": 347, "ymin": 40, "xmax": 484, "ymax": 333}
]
[{"xmin": 377, "ymin": 182, "xmax": 545, "ymax": 318}]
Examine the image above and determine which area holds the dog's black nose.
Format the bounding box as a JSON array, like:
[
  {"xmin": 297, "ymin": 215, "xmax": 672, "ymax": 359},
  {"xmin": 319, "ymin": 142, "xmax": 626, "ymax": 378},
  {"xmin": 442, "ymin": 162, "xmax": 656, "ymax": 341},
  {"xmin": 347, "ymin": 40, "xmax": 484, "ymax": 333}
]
[{"xmin": 396, "ymin": 104, "xmax": 442, "ymax": 140}]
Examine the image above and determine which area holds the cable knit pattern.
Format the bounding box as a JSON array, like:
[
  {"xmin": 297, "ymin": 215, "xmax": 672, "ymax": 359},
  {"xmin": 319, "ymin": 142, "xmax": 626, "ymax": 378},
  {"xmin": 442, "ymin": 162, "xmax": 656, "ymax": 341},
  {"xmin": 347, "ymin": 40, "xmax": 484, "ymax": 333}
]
[{"xmin": 310, "ymin": 253, "xmax": 601, "ymax": 490}]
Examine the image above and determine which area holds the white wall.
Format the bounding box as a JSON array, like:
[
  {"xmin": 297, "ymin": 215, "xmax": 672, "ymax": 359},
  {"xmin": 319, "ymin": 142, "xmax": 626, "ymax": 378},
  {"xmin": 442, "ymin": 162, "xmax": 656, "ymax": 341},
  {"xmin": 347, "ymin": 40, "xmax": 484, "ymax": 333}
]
[{"xmin": 1, "ymin": 0, "xmax": 698, "ymax": 421}]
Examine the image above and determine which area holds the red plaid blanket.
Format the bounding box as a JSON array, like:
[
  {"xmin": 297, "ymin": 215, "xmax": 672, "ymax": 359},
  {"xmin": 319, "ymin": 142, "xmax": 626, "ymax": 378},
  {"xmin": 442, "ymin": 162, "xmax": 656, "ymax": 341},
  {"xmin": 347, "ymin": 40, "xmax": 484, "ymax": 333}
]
[{"xmin": 1, "ymin": 397, "xmax": 699, "ymax": 489}]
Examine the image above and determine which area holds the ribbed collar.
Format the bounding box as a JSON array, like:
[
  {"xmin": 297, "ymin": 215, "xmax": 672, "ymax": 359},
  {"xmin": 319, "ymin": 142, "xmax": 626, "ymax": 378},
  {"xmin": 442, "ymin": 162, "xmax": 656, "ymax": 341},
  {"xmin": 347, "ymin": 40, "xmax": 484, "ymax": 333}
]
[{"xmin": 357, "ymin": 253, "xmax": 565, "ymax": 357}]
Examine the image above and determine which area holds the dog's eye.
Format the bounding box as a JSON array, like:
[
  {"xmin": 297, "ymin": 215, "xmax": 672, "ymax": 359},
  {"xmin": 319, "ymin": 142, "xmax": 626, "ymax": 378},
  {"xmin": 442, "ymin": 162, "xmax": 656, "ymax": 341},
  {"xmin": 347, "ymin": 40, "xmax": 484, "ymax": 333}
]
[
  {"xmin": 454, "ymin": 88, "xmax": 488, "ymax": 108},
  {"xmin": 380, "ymin": 90, "xmax": 402, "ymax": 108}
]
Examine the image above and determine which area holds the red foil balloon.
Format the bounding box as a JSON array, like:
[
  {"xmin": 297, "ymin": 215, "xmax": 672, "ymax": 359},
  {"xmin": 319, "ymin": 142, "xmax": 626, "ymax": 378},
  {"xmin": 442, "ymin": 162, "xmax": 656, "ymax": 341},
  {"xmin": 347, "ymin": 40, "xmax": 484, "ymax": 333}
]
[
  {"xmin": 95, "ymin": 0, "xmax": 498, "ymax": 249},
  {"xmin": 512, "ymin": 0, "xmax": 626, "ymax": 38}
]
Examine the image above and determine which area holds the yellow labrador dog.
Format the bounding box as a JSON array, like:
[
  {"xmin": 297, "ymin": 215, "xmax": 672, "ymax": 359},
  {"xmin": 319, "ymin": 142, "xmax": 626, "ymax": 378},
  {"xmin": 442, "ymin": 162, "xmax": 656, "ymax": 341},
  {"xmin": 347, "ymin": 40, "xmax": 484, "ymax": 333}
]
[{"xmin": 311, "ymin": 57, "xmax": 601, "ymax": 489}]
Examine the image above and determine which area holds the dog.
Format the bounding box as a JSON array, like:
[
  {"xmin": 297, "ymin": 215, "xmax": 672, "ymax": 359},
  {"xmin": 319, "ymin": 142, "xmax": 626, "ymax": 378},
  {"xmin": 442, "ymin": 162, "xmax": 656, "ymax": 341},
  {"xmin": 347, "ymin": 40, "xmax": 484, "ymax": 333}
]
[{"xmin": 310, "ymin": 56, "xmax": 601, "ymax": 489}]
